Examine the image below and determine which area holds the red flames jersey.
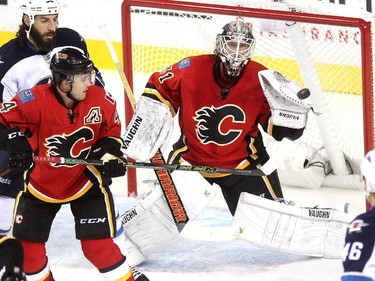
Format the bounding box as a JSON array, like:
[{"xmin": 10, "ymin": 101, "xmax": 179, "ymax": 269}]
[
  {"xmin": 0, "ymin": 84, "xmax": 122, "ymax": 201},
  {"xmin": 143, "ymin": 54, "xmax": 299, "ymax": 174}
]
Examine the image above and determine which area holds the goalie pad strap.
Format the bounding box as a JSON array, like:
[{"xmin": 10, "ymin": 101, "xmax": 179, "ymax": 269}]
[
  {"xmin": 123, "ymin": 96, "xmax": 173, "ymax": 162},
  {"xmin": 233, "ymin": 192, "xmax": 354, "ymax": 258}
]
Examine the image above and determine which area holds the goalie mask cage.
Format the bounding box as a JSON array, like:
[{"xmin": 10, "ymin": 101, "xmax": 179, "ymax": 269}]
[{"xmin": 121, "ymin": 0, "xmax": 374, "ymax": 200}]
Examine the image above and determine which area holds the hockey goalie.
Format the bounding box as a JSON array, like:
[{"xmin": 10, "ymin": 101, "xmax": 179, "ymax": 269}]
[{"xmin": 120, "ymin": 19, "xmax": 353, "ymax": 266}]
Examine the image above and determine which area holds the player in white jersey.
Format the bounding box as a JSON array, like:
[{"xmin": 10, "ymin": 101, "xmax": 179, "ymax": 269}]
[
  {"xmin": 341, "ymin": 149, "xmax": 375, "ymax": 280},
  {"xmin": 0, "ymin": 1, "xmax": 148, "ymax": 280}
]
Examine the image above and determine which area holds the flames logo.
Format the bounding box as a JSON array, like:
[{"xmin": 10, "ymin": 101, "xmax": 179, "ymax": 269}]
[
  {"xmin": 194, "ymin": 105, "xmax": 245, "ymax": 146},
  {"xmin": 45, "ymin": 127, "xmax": 94, "ymax": 166}
]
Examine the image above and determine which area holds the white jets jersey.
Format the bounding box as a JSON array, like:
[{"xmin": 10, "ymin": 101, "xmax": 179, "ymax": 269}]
[
  {"xmin": 1, "ymin": 54, "xmax": 52, "ymax": 102},
  {"xmin": 0, "ymin": 27, "xmax": 104, "ymax": 102}
]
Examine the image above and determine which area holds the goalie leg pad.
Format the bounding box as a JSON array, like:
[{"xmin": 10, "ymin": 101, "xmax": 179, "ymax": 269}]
[
  {"xmin": 122, "ymin": 169, "xmax": 218, "ymax": 266},
  {"xmin": 122, "ymin": 186, "xmax": 178, "ymax": 266},
  {"xmin": 170, "ymin": 169, "xmax": 219, "ymax": 219},
  {"xmin": 233, "ymin": 192, "xmax": 354, "ymax": 258}
]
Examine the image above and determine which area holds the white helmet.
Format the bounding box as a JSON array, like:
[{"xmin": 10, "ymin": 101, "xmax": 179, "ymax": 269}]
[
  {"xmin": 215, "ymin": 19, "xmax": 256, "ymax": 77},
  {"xmin": 20, "ymin": 0, "xmax": 60, "ymax": 24},
  {"xmin": 361, "ymin": 149, "xmax": 375, "ymax": 194}
]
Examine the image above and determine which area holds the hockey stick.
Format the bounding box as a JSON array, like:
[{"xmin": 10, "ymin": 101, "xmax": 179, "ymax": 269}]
[
  {"xmin": 0, "ymin": 158, "xmax": 102, "ymax": 178},
  {"xmin": 32, "ymin": 156, "xmax": 266, "ymax": 176},
  {"xmin": 101, "ymin": 25, "xmax": 189, "ymax": 230},
  {"xmin": 33, "ymin": 156, "xmax": 102, "ymax": 165}
]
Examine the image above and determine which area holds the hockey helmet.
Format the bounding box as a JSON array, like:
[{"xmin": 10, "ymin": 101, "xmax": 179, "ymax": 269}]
[
  {"xmin": 215, "ymin": 19, "xmax": 256, "ymax": 77},
  {"xmin": 20, "ymin": 0, "xmax": 60, "ymax": 25},
  {"xmin": 361, "ymin": 149, "xmax": 375, "ymax": 195},
  {"xmin": 50, "ymin": 47, "xmax": 95, "ymax": 85}
]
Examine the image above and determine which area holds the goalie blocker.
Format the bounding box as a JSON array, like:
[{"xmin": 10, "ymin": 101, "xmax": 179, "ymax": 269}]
[{"xmin": 122, "ymin": 96, "xmax": 174, "ymax": 162}]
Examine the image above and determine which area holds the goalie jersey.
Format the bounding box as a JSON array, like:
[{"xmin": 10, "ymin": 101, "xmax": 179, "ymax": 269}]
[
  {"xmin": 143, "ymin": 54, "xmax": 304, "ymax": 175},
  {"xmin": 0, "ymin": 84, "xmax": 122, "ymax": 202},
  {"xmin": 341, "ymin": 206, "xmax": 375, "ymax": 281}
]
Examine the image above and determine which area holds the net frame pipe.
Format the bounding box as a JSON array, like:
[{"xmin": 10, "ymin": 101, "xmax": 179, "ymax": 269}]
[{"xmin": 121, "ymin": 0, "xmax": 373, "ymax": 202}]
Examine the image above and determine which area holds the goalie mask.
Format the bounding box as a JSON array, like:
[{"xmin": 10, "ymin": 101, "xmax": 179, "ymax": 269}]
[
  {"xmin": 215, "ymin": 19, "xmax": 256, "ymax": 77},
  {"xmin": 50, "ymin": 47, "xmax": 95, "ymax": 86},
  {"xmin": 361, "ymin": 149, "xmax": 375, "ymax": 196}
]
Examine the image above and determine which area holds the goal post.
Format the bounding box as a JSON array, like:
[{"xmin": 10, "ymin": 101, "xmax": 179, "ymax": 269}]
[{"xmin": 121, "ymin": 0, "xmax": 374, "ymax": 199}]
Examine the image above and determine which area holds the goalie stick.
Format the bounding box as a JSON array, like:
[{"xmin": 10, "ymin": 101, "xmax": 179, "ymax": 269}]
[{"xmin": 101, "ymin": 25, "xmax": 189, "ymax": 231}]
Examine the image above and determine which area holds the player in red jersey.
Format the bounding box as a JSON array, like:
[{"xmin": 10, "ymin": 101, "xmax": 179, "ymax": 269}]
[
  {"xmin": 124, "ymin": 19, "xmax": 308, "ymax": 215},
  {"xmin": 0, "ymin": 2, "xmax": 140, "ymax": 276},
  {"xmin": 0, "ymin": 48, "xmax": 148, "ymax": 281}
]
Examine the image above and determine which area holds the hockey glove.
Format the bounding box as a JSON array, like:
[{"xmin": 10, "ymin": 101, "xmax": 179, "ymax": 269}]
[
  {"xmin": 90, "ymin": 138, "xmax": 127, "ymax": 178},
  {"xmin": 100, "ymin": 153, "xmax": 127, "ymax": 178},
  {"xmin": 1, "ymin": 127, "xmax": 33, "ymax": 170}
]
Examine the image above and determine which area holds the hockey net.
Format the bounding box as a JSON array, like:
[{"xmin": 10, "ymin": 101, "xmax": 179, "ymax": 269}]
[{"xmin": 121, "ymin": 0, "xmax": 375, "ymax": 195}]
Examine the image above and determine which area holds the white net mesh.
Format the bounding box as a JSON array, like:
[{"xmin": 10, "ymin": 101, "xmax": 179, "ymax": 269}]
[{"xmin": 122, "ymin": 0, "xmax": 375, "ymax": 189}]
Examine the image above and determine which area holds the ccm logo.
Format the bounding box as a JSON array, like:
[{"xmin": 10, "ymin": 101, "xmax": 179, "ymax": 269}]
[
  {"xmin": 80, "ymin": 218, "xmax": 107, "ymax": 224},
  {"xmin": 8, "ymin": 131, "xmax": 25, "ymax": 139}
]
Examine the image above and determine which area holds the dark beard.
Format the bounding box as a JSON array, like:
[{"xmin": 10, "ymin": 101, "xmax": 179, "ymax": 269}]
[{"xmin": 29, "ymin": 26, "xmax": 56, "ymax": 54}]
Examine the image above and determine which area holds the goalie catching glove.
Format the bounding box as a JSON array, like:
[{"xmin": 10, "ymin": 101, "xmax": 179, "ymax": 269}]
[
  {"xmin": 258, "ymin": 70, "xmax": 313, "ymax": 129},
  {"xmin": 90, "ymin": 137, "xmax": 126, "ymax": 177}
]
